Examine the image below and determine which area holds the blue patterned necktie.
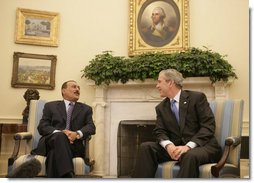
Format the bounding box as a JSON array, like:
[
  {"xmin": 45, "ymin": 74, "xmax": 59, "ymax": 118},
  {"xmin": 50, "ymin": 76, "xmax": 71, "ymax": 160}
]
[
  {"xmin": 171, "ymin": 99, "xmax": 179, "ymax": 124},
  {"xmin": 66, "ymin": 102, "xmax": 74, "ymax": 130}
]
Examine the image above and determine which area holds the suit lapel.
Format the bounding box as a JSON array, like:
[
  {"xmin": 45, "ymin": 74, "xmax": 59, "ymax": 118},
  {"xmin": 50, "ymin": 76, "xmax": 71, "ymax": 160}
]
[
  {"xmin": 71, "ymin": 102, "xmax": 82, "ymax": 121},
  {"xmin": 57, "ymin": 101, "xmax": 67, "ymax": 121},
  {"xmin": 179, "ymin": 91, "xmax": 189, "ymax": 133}
]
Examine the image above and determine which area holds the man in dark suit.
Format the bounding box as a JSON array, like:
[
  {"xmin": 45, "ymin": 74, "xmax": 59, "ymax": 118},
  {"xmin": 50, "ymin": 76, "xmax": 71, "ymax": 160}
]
[
  {"xmin": 31, "ymin": 80, "xmax": 96, "ymax": 178},
  {"xmin": 132, "ymin": 69, "xmax": 222, "ymax": 178}
]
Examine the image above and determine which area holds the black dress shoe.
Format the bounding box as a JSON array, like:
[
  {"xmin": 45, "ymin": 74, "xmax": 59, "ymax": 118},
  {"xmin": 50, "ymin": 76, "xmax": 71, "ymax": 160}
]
[
  {"xmin": 62, "ymin": 171, "xmax": 75, "ymax": 178},
  {"xmin": 7, "ymin": 158, "xmax": 41, "ymax": 178}
]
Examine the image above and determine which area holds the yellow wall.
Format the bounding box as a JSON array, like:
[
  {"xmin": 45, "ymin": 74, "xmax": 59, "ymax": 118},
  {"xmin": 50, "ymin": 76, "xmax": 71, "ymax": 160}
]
[{"xmin": 0, "ymin": 0, "xmax": 249, "ymax": 131}]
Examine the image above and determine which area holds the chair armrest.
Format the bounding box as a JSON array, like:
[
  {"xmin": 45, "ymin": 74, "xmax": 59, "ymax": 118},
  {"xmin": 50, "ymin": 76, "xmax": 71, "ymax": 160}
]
[
  {"xmin": 211, "ymin": 136, "xmax": 241, "ymax": 177},
  {"xmin": 8, "ymin": 132, "xmax": 33, "ymax": 167},
  {"xmin": 14, "ymin": 132, "xmax": 32, "ymax": 140},
  {"xmin": 84, "ymin": 136, "xmax": 95, "ymax": 171},
  {"xmin": 225, "ymin": 136, "xmax": 241, "ymax": 146}
]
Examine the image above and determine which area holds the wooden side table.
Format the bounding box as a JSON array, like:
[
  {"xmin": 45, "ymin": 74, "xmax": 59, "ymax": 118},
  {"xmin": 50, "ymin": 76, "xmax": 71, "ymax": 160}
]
[{"xmin": 0, "ymin": 123, "xmax": 27, "ymax": 153}]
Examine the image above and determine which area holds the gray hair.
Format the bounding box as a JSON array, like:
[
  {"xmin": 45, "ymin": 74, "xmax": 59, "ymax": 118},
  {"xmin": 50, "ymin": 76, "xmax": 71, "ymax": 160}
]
[
  {"xmin": 160, "ymin": 69, "xmax": 184, "ymax": 88},
  {"xmin": 153, "ymin": 7, "xmax": 166, "ymax": 19}
]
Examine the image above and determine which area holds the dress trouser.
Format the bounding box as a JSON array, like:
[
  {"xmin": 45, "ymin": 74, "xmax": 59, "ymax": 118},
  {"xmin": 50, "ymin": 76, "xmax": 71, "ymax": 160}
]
[
  {"xmin": 45, "ymin": 132, "xmax": 74, "ymax": 178},
  {"xmin": 132, "ymin": 141, "xmax": 221, "ymax": 178}
]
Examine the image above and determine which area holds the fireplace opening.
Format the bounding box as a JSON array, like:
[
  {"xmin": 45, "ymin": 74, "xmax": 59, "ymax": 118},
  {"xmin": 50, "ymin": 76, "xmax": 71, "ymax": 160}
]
[{"xmin": 117, "ymin": 120, "xmax": 156, "ymax": 177}]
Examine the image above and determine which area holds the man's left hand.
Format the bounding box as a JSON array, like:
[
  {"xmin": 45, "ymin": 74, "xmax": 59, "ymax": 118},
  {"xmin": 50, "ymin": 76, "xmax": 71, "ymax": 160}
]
[
  {"xmin": 173, "ymin": 145, "xmax": 191, "ymax": 160},
  {"xmin": 63, "ymin": 130, "xmax": 78, "ymax": 144}
]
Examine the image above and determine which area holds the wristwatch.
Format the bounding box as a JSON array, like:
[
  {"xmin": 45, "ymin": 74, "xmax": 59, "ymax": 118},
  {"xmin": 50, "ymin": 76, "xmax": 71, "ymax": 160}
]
[{"xmin": 76, "ymin": 131, "xmax": 81, "ymax": 139}]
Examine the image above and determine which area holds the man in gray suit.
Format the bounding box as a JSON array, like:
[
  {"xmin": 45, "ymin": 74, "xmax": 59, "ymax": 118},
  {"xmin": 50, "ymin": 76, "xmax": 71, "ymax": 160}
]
[
  {"xmin": 132, "ymin": 69, "xmax": 222, "ymax": 178},
  {"xmin": 32, "ymin": 80, "xmax": 96, "ymax": 178}
]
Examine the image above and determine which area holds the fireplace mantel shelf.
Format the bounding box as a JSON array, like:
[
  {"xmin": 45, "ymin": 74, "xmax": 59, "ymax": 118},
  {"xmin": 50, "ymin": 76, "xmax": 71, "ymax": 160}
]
[{"xmin": 86, "ymin": 77, "xmax": 234, "ymax": 87}]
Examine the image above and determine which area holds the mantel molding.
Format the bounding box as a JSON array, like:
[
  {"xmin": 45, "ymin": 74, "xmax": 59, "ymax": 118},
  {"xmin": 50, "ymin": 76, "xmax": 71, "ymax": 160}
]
[{"xmin": 86, "ymin": 77, "xmax": 234, "ymax": 88}]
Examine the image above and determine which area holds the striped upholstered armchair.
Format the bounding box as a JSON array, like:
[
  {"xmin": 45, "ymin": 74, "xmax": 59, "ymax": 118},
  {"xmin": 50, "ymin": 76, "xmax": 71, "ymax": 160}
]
[
  {"xmin": 155, "ymin": 99, "xmax": 244, "ymax": 178},
  {"xmin": 8, "ymin": 100, "xmax": 95, "ymax": 177}
]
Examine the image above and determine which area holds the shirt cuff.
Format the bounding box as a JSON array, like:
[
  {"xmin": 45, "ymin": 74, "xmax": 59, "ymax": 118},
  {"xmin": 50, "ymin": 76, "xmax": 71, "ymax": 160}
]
[
  {"xmin": 77, "ymin": 130, "xmax": 83, "ymax": 138},
  {"xmin": 53, "ymin": 130, "xmax": 61, "ymax": 133},
  {"xmin": 160, "ymin": 140, "xmax": 174, "ymax": 149},
  {"xmin": 186, "ymin": 141, "xmax": 197, "ymax": 149}
]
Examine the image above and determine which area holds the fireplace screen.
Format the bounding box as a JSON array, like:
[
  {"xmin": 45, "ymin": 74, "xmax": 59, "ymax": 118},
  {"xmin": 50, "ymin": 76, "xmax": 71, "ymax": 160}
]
[{"xmin": 117, "ymin": 120, "xmax": 156, "ymax": 177}]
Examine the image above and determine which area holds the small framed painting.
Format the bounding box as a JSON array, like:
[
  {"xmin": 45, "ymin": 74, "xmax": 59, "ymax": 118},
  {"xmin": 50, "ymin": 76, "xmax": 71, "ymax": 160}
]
[
  {"xmin": 15, "ymin": 8, "xmax": 60, "ymax": 47},
  {"xmin": 11, "ymin": 52, "xmax": 57, "ymax": 90}
]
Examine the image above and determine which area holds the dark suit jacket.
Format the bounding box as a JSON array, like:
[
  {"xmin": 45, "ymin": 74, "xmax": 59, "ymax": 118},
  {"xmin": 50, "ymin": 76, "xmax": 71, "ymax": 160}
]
[
  {"xmin": 32, "ymin": 100, "xmax": 96, "ymax": 156},
  {"xmin": 154, "ymin": 90, "xmax": 221, "ymax": 155}
]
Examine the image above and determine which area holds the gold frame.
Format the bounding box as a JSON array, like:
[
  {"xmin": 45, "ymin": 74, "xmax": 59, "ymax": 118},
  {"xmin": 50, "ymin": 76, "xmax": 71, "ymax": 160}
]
[
  {"xmin": 11, "ymin": 52, "xmax": 57, "ymax": 90},
  {"xmin": 15, "ymin": 8, "xmax": 59, "ymax": 47},
  {"xmin": 128, "ymin": 0, "xmax": 189, "ymax": 55}
]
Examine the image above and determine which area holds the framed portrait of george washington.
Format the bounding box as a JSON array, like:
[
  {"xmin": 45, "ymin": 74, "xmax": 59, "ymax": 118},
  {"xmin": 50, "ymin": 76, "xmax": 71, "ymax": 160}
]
[{"xmin": 128, "ymin": 0, "xmax": 189, "ymax": 56}]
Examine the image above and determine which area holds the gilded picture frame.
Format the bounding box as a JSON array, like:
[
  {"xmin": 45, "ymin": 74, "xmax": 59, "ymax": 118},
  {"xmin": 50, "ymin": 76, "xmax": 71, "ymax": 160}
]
[
  {"xmin": 11, "ymin": 52, "xmax": 57, "ymax": 90},
  {"xmin": 128, "ymin": 0, "xmax": 189, "ymax": 56},
  {"xmin": 15, "ymin": 8, "xmax": 60, "ymax": 47}
]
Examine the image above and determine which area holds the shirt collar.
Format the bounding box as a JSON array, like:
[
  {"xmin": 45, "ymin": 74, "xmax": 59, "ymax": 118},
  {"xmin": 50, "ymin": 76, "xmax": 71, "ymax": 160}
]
[
  {"xmin": 171, "ymin": 90, "xmax": 181, "ymax": 103},
  {"xmin": 64, "ymin": 99, "xmax": 75, "ymax": 108}
]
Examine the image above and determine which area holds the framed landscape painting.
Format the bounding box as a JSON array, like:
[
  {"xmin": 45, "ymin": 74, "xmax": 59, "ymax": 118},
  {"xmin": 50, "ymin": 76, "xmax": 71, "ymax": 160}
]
[{"xmin": 11, "ymin": 52, "xmax": 57, "ymax": 90}]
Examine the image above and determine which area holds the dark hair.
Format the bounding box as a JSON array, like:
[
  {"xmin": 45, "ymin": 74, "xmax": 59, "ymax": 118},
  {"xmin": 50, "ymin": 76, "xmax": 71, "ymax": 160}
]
[
  {"xmin": 61, "ymin": 80, "xmax": 76, "ymax": 96},
  {"xmin": 61, "ymin": 80, "xmax": 76, "ymax": 90}
]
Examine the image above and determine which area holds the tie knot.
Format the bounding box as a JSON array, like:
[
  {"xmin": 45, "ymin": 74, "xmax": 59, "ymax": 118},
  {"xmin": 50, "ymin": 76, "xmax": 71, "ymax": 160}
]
[
  {"xmin": 171, "ymin": 99, "xmax": 176, "ymax": 104},
  {"xmin": 68, "ymin": 102, "xmax": 74, "ymax": 112},
  {"xmin": 171, "ymin": 99, "xmax": 178, "ymax": 111}
]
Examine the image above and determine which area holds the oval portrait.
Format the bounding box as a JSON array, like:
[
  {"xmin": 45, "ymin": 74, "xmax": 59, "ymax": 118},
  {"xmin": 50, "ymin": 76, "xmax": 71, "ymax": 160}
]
[{"xmin": 137, "ymin": 0, "xmax": 180, "ymax": 47}]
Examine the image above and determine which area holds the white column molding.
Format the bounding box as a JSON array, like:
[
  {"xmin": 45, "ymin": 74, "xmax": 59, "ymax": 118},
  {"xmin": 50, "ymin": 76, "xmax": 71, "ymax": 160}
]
[
  {"xmin": 213, "ymin": 78, "xmax": 234, "ymax": 100},
  {"xmin": 91, "ymin": 86, "xmax": 107, "ymax": 176}
]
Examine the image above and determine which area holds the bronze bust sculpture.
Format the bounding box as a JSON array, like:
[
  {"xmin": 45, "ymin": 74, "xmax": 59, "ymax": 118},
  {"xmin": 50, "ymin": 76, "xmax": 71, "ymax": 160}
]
[{"xmin": 22, "ymin": 89, "xmax": 40, "ymax": 123}]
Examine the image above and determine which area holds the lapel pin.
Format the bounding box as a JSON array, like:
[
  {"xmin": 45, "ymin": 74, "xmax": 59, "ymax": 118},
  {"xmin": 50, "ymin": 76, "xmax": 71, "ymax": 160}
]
[{"xmin": 184, "ymin": 101, "xmax": 187, "ymax": 104}]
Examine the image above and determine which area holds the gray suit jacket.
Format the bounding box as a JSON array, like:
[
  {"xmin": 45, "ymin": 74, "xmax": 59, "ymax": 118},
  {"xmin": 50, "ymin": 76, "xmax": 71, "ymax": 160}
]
[
  {"xmin": 32, "ymin": 100, "xmax": 96, "ymax": 156},
  {"xmin": 154, "ymin": 90, "xmax": 221, "ymax": 154}
]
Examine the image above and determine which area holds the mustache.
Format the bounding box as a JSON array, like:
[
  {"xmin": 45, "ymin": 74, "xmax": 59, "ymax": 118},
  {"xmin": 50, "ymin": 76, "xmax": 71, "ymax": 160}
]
[{"xmin": 74, "ymin": 91, "xmax": 80, "ymax": 95}]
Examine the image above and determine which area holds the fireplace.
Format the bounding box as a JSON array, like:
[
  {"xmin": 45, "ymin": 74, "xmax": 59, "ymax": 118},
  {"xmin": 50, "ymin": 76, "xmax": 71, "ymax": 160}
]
[
  {"xmin": 117, "ymin": 120, "xmax": 156, "ymax": 177},
  {"xmin": 87, "ymin": 77, "xmax": 233, "ymax": 177}
]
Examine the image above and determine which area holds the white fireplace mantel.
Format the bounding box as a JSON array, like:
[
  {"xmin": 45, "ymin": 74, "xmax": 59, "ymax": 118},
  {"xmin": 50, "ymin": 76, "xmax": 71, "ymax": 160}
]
[{"xmin": 86, "ymin": 77, "xmax": 233, "ymax": 176}]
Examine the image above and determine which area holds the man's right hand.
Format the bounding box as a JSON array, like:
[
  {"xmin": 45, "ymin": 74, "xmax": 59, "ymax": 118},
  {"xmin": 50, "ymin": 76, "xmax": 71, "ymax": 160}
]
[
  {"xmin": 62, "ymin": 130, "xmax": 75, "ymax": 144},
  {"xmin": 166, "ymin": 144, "xmax": 179, "ymax": 160}
]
